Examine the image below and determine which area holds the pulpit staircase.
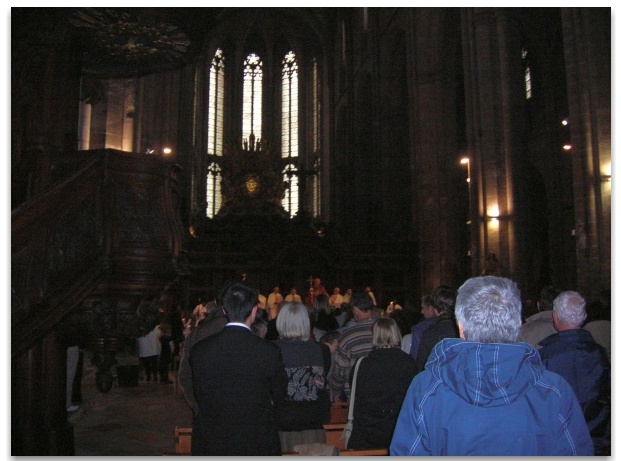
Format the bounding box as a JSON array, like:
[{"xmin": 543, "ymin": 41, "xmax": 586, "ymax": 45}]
[{"xmin": 11, "ymin": 149, "xmax": 185, "ymax": 455}]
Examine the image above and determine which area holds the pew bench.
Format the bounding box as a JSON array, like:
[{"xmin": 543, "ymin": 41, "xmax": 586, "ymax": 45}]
[
  {"xmin": 330, "ymin": 401, "xmax": 348, "ymax": 424},
  {"xmin": 168, "ymin": 426, "xmax": 388, "ymax": 456}
]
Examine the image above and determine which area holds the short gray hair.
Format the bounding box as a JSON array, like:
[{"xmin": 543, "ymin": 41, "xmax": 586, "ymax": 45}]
[
  {"xmin": 553, "ymin": 291, "xmax": 586, "ymax": 327},
  {"xmin": 276, "ymin": 302, "xmax": 311, "ymax": 340},
  {"xmin": 455, "ymin": 276, "xmax": 522, "ymax": 343}
]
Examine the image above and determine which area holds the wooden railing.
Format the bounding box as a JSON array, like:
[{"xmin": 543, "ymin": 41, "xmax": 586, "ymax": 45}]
[
  {"xmin": 12, "ymin": 149, "xmax": 185, "ymax": 357},
  {"xmin": 12, "ymin": 149, "xmax": 186, "ymax": 455},
  {"xmin": 12, "ymin": 156, "xmax": 106, "ymax": 358}
]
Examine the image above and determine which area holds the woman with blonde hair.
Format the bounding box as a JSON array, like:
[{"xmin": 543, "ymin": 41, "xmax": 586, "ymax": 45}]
[
  {"xmin": 346, "ymin": 317, "xmax": 417, "ymax": 449},
  {"xmin": 273, "ymin": 302, "xmax": 332, "ymax": 452}
]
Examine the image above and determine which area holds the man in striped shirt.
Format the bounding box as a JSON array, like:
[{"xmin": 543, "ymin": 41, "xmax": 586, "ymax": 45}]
[{"xmin": 329, "ymin": 290, "xmax": 377, "ymax": 402}]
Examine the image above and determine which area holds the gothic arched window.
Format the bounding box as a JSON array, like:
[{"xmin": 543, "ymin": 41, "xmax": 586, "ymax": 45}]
[
  {"xmin": 281, "ymin": 51, "xmax": 298, "ymax": 159},
  {"xmin": 206, "ymin": 162, "xmax": 222, "ymax": 218},
  {"xmin": 283, "ymin": 164, "xmax": 299, "ymax": 217},
  {"xmin": 522, "ymin": 48, "xmax": 532, "ymax": 100},
  {"xmin": 205, "ymin": 48, "xmax": 225, "ymax": 217},
  {"xmin": 311, "ymin": 57, "xmax": 322, "ymax": 217},
  {"xmin": 207, "ymin": 48, "xmax": 225, "ymax": 156},
  {"xmin": 243, "ymin": 53, "xmax": 263, "ymax": 144}
]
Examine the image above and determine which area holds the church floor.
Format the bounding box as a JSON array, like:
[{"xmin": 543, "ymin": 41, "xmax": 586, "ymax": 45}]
[{"xmin": 70, "ymin": 353, "xmax": 192, "ymax": 456}]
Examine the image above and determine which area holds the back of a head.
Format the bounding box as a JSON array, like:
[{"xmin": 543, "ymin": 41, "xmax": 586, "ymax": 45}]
[
  {"xmin": 320, "ymin": 329, "xmax": 340, "ymax": 345},
  {"xmin": 351, "ymin": 291, "xmax": 374, "ymax": 313},
  {"xmin": 372, "ymin": 317, "xmax": 402, "ymax": 347},
  {"xmin": 421, "ymin": 294, "xmax": 432, "ymax": 308},
  {"xmin": 251, "ymin": 312, "xmax": 268, "ymax": 337},
  {"xmin": 313, "ymin": 293, "xmax": 331, "ymax": 314},
  {"xmin": 160, "ymin": 322, "xmax": 172, "ymax": 336},
  {"xmin": 430, "ymin": 285, "xmax": 457, "ymax": 316},
  {"xmin": 455, "ymin": 276, "xmax": 522, "ymax": 343},
  {"xmin": 538, "ymin": 285, "xmax": 561, "ymax": 312},
  {"xmin": 276, "ymin": 302, "xmax": 311, "ymax": 340},
  {"xmin": 553, "ymin": 291, "xmax": 587, "ymax": 327},
  {"xmin": 254, "ymin": 307, "xmax": 269, "ymax": 324},
  {"xmin": 216, "ymin": 281, "xmax": 234, "ymax": 307},
  {"xmin": 221, "ymin": 282, "xmax": 258, "ymax": 323},
  {"xmin": 204, "ymin": 300, "xmax": 219, "ymax": 315},
  {"xmin": 389, "ymin": 308, "xmax": 412, "ymax": 336}
]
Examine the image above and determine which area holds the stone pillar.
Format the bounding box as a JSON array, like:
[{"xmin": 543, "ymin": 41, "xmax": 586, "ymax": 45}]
[
  {"xmin": 461, "ymin": 8, "xmax": 529, "ymax": 280},
  {"xmin": 11, "ymin": 12, "xmax": 82, "ymax": 202},
  {"xmin": 411, "ymin": 8, "xmax": 467, "ymax": 290},
  {"xmin": 561, "ymin": 8, "xmax": 611, "ymax": 297},
  {"xmin": 12, "ymin": 331, "xmax": 74, "ymax": 455}
]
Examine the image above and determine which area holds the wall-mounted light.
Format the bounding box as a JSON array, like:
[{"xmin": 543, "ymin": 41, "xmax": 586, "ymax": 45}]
[
  {"xmin": 601, "ymin": 163, "xmax": 611, "ymax": 182},
  {"xmin": 460, "ymin": 157, "xmax": 471, "ymax": 183},
  {"xmin": 562, "ymin": 119, "xmax": 569, "ymax": 126},
  {"xmin": 487, "ymin": 205, "xmax": 500, "ymax": 229},
  {"xmin": 163, "ymin": 147, "xmax": 172, "ymax": 155},
  {"xmin": 563, "ymin": 144, "xmax": 572, "ymax": 151}
]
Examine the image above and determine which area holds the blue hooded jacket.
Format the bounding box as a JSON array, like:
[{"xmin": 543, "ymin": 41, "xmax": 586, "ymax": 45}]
[{"xmin": 390, "ymin": 338, "xmax": 593, "ymax": 456}]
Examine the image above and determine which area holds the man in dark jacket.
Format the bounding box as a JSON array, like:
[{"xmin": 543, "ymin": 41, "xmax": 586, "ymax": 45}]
[
  {"xmin": 391, "ymin": 276, "xmax": 593, "ymax": 456},
  {"xmin": 178, "ymin": 300, "xmax": 227, "ymax": 414},
  {"xmin": 408, "ymin": 294, "xmax": 436, "ymax": 360},
  {"xmin": 189, "ymin": 282, "xmax": 288, "ymax": 455},
  {"xmin": 414, "ymin": 285, "xmax": 459, "ymax": 372},
  {"xmin": 539, "ymin": 290, "xmax": 611, "ymax": 455}
]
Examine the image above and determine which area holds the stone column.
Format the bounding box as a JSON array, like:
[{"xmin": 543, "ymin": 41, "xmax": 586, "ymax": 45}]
[
  {"xmin": 461, "ymin": 8, "xmax": 529, "ymax": 279},
  {"xmin": 12, "ymin": 331, "xmax": 74, "ymax": 455},
  {"xmin": 561, "ymin": 8, "xmax": 611, "ymax": 297}
]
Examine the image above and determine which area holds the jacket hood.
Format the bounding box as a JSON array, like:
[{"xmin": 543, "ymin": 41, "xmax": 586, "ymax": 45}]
[{"xmin": 425, "ymin": 338, "xmax": 543, "ymax": 407}]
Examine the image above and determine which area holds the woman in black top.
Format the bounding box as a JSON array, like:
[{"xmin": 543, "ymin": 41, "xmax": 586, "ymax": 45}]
[
  {"xmin": 273, "ymin": 302, "xmax": 332, "ymax": 452},
  {"xmin": 347, "ymin": 318, "xmax": 417, "ymax": 449}
]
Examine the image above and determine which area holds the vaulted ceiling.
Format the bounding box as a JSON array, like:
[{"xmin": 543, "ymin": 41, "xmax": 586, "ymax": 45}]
[{"xmin": 12, "ymin": 7, "xmax": 338, "ymax": 78}]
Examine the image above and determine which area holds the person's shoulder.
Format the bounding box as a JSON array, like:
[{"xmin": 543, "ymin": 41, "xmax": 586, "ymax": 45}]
[
  {"xmin": 523, "ymin": 310, "xmax": 553, "ymax": 325},
  {"xmin": 255, "ymin": 334, "xmax": 282, "ymax": 352},
  {"xmin": 393, "ymin": 347, "xmax": 416, "ymax": 362},
  {"xmin": 404, "ymin": 369, "xmax": 439, "ymax": 397},
  {"xmin": 376, "ymin": 347, "xmax": 417, "ymax": 364},
  {"xmin": 536, "ymin": 367, "xmax": 581, "ymax": 397},
  {"xmin": 339, "ymin": 322, "xmax": 368, "ymax": 340},
  {"xmin": 192, "ymin": 327, "xmax": 226, "ymax": 347}
]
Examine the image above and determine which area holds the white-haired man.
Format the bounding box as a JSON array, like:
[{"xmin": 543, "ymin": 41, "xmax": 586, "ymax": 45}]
[{"xmin": 539, "ymin": 290, "xmax": 610, "ymax": 455}]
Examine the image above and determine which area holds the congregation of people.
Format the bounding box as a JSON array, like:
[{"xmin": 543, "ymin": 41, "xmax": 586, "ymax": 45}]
[{"xmin": 166, "ymin": 276, "xmax": 609, "ymax": 456}]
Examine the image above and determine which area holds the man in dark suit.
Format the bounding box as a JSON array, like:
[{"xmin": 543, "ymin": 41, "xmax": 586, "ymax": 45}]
[{"xmin": 189, "ymin": 282, "xmax": 288, "ymax": 455}]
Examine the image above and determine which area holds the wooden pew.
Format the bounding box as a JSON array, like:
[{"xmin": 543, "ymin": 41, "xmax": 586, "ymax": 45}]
[
  {"xmin": 285, "ymin": 447, "xmax": 389, "ymax": 456},
  {"xmin": 330, "ymin": 402, "xmax": 348, "ymax": 423},
  {"xmin": 170, "ymin": 426, "xmax": 387, "ymax": 456},
  {"xmin": 323, "ymin": 423, "xmax": 347, "ymax": 451},
  {"xmin": 174, "ymin": 426, "xmax": 192, "ymax": 455},
  {"xmin": 339, "ymin": 448, "xmax": 389, "ymax": 456}
]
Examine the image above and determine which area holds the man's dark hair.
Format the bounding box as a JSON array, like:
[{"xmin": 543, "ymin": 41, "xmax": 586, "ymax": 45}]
[
  {"xmin": 221, "ymin": 282, "xmax": 258, "ymax": 323},
  {"xmin": 351, "ymin": 291, "xmax": 374, "ymax": 312},
  {"xmin": 216, "ymin": 280, "xmax": 234, "ymax": 307},
  {"xmin": 538, "ymin": 285, "xmax": 561, "ymax": 312},
  {"xmin": 320, "ymin": 329, "xmax": 341, "ymax": 345},
  {"xmin": 430, "ymin": 285, "xmax": 457, "ymax": 316}
]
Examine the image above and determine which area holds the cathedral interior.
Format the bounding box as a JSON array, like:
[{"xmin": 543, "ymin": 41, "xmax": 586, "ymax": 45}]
[{"xmin": 11, "ymin": 7, "xmax": 610, "ymax": 455}]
